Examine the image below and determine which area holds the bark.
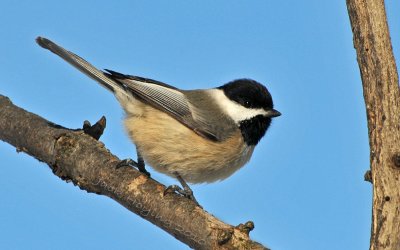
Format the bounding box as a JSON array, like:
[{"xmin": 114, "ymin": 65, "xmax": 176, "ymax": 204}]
[
  {"xmin": 0, "ymin": 94, "xmax": 268, "ymax": 250},
  {"xmin": 346, "ymin": 0, "xmax": 400, "ymax": 249}
]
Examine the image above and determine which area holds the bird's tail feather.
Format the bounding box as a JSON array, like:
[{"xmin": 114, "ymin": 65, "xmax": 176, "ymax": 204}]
[{"xmin": 36, "ymin": 36, "xmax": 121, "ymax": 93}]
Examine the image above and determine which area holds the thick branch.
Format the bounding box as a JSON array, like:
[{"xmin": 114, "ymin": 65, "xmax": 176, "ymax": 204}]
[
  {"xmin": 346, "ymin": 0, "xmax": 400, "ymax": 249},
  {"xmin": 0, "ymin": 94, "xmax": 268, "ymax": 250}
]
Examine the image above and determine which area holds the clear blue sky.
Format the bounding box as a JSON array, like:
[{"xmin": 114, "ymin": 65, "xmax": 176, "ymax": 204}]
[{"xmin": 1, "ymin": 1, "xmax": 399, "ymax": 249}]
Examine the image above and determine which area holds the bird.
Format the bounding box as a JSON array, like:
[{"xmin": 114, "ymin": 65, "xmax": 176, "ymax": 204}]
[{"xmin": 36, "ymin": 37, "xmax": 281, "ymax": 203}]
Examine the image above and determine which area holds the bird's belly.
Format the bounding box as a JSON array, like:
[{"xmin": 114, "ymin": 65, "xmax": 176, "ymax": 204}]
[{"xmin": 124, "ymin": 107, "xmax": 254, "ymax": 184}]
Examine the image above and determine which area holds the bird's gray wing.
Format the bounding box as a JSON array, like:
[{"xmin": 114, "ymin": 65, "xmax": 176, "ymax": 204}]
[
  {"xmin": 104, "ymin": 70, "xmax": 222, "ymax": 141},
  {"xmin": 36, "ymin": 36, "xmax": 224, "ymax": 141}
]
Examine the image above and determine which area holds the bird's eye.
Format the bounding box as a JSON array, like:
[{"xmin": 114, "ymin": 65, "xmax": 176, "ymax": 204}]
[{"xmin": 243, "ymin": 100, "xmax": 252, "ymax": 108}]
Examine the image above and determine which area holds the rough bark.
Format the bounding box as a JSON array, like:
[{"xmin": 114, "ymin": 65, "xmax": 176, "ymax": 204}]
[
  {"xmin": 346, "ymin": 0, "xmax": 400, "ymax": 249},
  {"xmin": 0, "ymin": 94, "xmax": 268, "ymax": 250}
]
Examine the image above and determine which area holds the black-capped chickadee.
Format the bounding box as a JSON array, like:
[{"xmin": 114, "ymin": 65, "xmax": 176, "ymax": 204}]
[{"xmin": 36, "ymin": 37, "xmax": 280, "ymax": 202}]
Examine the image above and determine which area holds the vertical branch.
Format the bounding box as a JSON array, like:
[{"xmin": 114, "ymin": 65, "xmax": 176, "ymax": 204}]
[{"xmin": 346, "ymin": 0, "xmax": 400, "ymax": 249}]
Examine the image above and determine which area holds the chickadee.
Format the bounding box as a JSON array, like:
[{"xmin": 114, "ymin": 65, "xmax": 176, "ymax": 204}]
[{"xmin": 36, "ymin": 37, "xmax": 280, "ymax": 202}]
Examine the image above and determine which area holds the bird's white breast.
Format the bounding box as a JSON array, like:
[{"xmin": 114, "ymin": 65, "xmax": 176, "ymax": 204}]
[{"xmin": 123, "ymin": 100, "xmax": 255, "ymax": 183}]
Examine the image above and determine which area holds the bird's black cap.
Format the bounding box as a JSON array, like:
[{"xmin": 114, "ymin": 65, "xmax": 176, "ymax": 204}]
[{"xmin": 218, "ymin": 79, "xmax": 274, "ymax": 111}]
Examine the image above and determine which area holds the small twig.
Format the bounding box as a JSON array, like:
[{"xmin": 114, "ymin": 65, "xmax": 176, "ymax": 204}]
[{"xmin": 81, "ymin": 116, "xmax": 106, "ymax": 140}]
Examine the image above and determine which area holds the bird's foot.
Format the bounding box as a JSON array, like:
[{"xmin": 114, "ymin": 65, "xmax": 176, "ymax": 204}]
[
  {"xmin": 116, "ymin": 158, "xmax": 151, "ymax": 177},
  {"xmin": 164, "ymin": 172, "xmax": 201, "ymax": 206},
  {"xmin": 164, "ymin": 184, "xmax": 200, "ymax": 206}
]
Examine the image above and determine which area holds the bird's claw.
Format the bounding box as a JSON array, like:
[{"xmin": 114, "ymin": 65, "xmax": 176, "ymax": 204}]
[
  {"xmin": 164, "ymin": 184, "xmax": 200, "ymax": 206},
  {"xmin": 116, "ymin": 158, "xmax": 151, "ymax": 177}
]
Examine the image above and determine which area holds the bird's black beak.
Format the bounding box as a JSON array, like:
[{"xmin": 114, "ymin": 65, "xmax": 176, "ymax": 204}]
[{"xmin": 265, "ymin": 109, "xmax": 281, "ymax": 118}]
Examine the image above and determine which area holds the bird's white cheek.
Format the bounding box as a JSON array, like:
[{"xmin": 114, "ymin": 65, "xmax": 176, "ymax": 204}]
[{"xmin": 207, "ymin": 89, "xmax": 268, "ymax": 123}]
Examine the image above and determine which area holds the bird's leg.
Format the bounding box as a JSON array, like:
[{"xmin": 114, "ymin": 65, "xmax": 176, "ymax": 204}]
[
  {"xmin": 136, "ymin": 151, "xmax": 149, "ymax": 176},
  {"xmin": 165, "ymin": 172, "xmax": 199, "ymax": 206},
  {"xmin": 116, "ymin": 149, "xmax": 150, "ymax": 177}
]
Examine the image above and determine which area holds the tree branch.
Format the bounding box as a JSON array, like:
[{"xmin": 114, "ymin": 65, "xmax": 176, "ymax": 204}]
[
  {"xmin": 346, "ymin": 0, "xmax": 400, "ymax": 249},
  {"xmin": 0, "ymin": 94, "xmax": 268, "ymax": 250}
]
